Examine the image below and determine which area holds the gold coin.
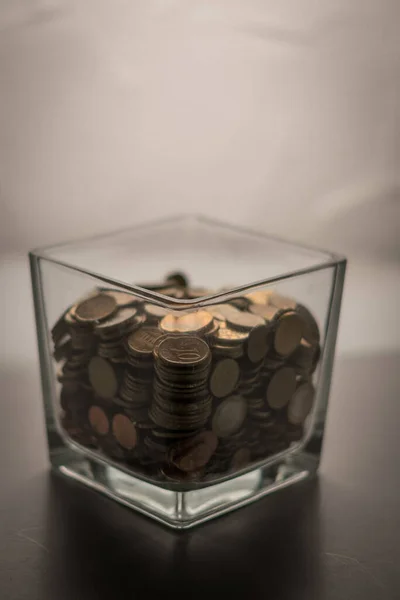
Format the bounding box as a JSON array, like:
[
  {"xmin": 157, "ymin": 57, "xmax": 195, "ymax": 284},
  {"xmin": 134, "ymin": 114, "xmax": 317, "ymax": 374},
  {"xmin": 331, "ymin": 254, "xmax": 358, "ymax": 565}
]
[
  {"xmin": 287, "ymin": 382, "xmax": 315, "ymax": 425},
  {"xmin": 112, "ymin": 414, "xmax": 137, "ymax": 449},
  {"xmin": 274, "ymin": 312, "xmax": 303, "ymax": 356},
  {"xmin": 160, "ymin": 310, "xmax": 213, "ymax": 334},
  {"xmin": 88, "ymin": 405, "xmax": 110, "ymax": 436},
  {"xmin": 266, "ymin": 367, "xmax": 297, "ymax": 410},
  {"xmin": 88, "ymin": 356, "xmax": 119, "ymax": 399},
  {"xmin": 75, "ymin": 293, "xmax": 117, "ymax": 323},
  {"xmin": 209, "ymin": 358, "xmax": 240, "ymax": 398}
]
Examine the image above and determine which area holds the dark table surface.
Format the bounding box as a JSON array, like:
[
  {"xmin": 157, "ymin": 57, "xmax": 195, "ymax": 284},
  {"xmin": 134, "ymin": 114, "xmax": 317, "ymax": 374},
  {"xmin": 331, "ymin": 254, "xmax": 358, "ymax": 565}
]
[{"xmin": 1, "ymin": 351, "xmax": 399, "ymax": 600}]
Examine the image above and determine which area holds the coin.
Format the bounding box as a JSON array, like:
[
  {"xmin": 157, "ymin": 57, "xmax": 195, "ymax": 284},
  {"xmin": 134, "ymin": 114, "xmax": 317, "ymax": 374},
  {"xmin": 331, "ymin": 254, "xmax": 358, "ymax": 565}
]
[
  {"xmin": 165, "ymin": 271, "xmax": 189, "ymax": 288},
  {"xmin": 186, "ymin": 287, "xmax": 215, "ymax": 299},
  {"xmin": 112, "ymin": 413, "xmax": 137, "ymax": 450},
  {"xmin": 157, "ymin": 335, "xmax": 211, "ymax": 368},
  {"xmin": 296, "ymin": 303, "xmax": 320, "ymax": 344},
  {"xmin": 160, "ymin": 310, "xmax": 213, "ymax": 334},
  {"xmin": 126, "ymin": 327, "xmax": 164, "ymax": 358},
  {"xmin": 75, "ymin": 293, "xmax": 117, "ymax": 323},
  {"xmin": 266, "ymin": 367, "xmax": 297, "ymax": 410},
  {"xmin": 213, "ymin": 326, "xmax": 248, "ymax": 345},
  {"xmin": 226, "ymin": 309, "xmax": 264, "ymax": 331},
  {"xmin": 169, "ymin": 431, "xmax": 218, "ymax": 472},
  {"xmin": 274, "ymin": 312, "xmax": 303, "ymax": 356},
  {"xmin": 268, "ymin": 292, "xmax": 297, "ymax": 310},
  {"xmin": 95, "ymin": 307, "xmax": 138, "ymax": 335},
  {"xmin": 246, "ymin": 325, "xmax": 270, "ymax": 363},
  {"xmin": 158, "ymin": 286, "xmax": 186, "ymax": 299},
  {"xmin": 207, "ymin": 305, "xmax": 232, "ymax": 321},
  {"xmin": 211, "ymin": 395, "xmax": 247, "ymax": 438},
  {"xmin": 209, "ymin": 358, "xmax": 240, "ymax": 398},
  {"xmin": 88, "ymin": 405, "xmax": 110, "ymax": 435},
  {"xmin": 287, "ymin": 382, "xmax": 315, "ymax": 425},
  {"xmin": 248, "ymin": 303, "xmax": 283, "ymax": 321},
  {"xmin": 143, "ymin": 304, "xmax": 170, "ymax": 319},
  {"xmin": 103, "ymin": 290, "xmax": 139, "ymax": 307},
  {"xmin": 289, "ymin": 338, "xmax": 320, "ymax": 374},
  {"xmin": 246, "ymin": 290, "xmax": 273, "ymax": 305},
  {"xmin": 88, "ymin": 356, "xmax": 119, "ymax": 398}
]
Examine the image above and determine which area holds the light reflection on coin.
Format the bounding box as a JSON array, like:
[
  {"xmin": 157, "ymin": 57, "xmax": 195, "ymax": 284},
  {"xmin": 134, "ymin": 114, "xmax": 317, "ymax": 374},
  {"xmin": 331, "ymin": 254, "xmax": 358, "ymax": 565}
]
[{"xmin": 160, "ymin": 310, "xmax": 213, "ymax": 334}]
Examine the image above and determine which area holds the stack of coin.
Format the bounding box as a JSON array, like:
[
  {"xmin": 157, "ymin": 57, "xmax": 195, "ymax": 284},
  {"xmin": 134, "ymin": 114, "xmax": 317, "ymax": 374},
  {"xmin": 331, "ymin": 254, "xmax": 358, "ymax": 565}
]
[
  {"xmin": 119, "ymin": 327, "xmax": 164, "ymax": 414},
  {"xmin": 52, "ymin": 273, "xmax": 321, "ymax": 485},
  {"xmin": 95, "ymin": 307, "xmax": 141, "ymax": 362},
  {"xmin": 151, "ymin": 336, "xmax": 212, "ymax": 434}
]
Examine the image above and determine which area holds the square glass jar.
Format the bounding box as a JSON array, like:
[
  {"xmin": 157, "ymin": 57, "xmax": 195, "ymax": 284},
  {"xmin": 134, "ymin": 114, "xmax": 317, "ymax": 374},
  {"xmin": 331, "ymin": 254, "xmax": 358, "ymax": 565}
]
[{"xmin": 30, "ymin": 215, "xmax": 346, "ymax": 529}]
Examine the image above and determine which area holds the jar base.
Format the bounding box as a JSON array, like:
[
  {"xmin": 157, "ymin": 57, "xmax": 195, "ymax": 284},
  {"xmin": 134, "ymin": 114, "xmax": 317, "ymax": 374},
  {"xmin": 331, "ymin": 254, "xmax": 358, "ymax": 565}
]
[{"xmin": 51, "ymin": 444, "xmax": 319, "ymax": 529}]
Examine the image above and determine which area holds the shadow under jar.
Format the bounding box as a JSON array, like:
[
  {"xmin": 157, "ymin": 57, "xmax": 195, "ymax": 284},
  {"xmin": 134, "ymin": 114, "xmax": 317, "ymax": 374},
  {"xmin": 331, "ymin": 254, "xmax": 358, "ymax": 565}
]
[{"xmin": 30, "ymin": 215, "xmax": 346, "ymax": 528}]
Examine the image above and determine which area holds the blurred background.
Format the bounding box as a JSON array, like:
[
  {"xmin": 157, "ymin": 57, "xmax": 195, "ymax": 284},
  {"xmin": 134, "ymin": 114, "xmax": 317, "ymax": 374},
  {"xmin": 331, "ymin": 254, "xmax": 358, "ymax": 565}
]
[{"xmin": 1, "ymin": 0, "xmax": 399, "ymax": 372}]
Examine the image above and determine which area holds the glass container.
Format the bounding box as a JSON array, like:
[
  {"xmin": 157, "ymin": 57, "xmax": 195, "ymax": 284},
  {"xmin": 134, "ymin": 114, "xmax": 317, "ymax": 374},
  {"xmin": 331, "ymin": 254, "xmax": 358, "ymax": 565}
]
[{"xmin": 30, "ymin": 215, "xmax": 346, "ymax": 528}]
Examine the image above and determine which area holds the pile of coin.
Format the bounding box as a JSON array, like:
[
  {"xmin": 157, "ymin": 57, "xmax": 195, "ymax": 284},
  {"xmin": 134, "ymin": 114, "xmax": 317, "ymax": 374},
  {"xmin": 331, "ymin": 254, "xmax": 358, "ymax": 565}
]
[{"xmin": 52, "ymin": 271, "xmax": 320, "ymax": 485}]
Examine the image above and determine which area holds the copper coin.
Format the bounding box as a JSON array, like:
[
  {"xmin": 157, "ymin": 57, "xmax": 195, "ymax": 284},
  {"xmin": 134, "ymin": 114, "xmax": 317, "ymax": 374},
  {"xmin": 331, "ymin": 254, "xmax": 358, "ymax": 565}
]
[
  {"xmin": 112, "ymin": 413, "xmax": 137, "ymax": 449},
  {"xmin": 246, "ymin": 325, "xmax": 270, "ymax": 363},
  {"xmin": 266, "ymin": 367, "xmax": 297, "ymax": 410},
  {"xmin": 170, "ymin": 431, "xmax": 218, "ymax": 472},
  {"xmin": 88, "ymin": 356, "xmax": 119, "ymax": 399},
  {"xmin": 157, "ymin": 335, "xmax": 210, "ymax": 368},
  {"xmin": 127, "ymin": 326, "xmax": 164, "ymax": 358},
  {"xmin": 274, "ymin": 312, "xmax": 303, "ymax": 356},
  {"xmin": 287, "ymin": 382, "xmax": 315, "ymax": 425},
  {"xmin": 95, "ymin": 307, "xmax": 138, "ymax": 334},
  {"xmin": 88, "ymin": 405, "xmax": 110, "ymax": 436},
  {"xmin": 226, "ymin": 309, "xmax": 264, "ymax": 331},
  {"xmin": 296, "ymin": 303, "xmax": 320, "ymax": 344},
  {"xmin": 209, "ymin": 358, "xmax": 240, "ymax": 398},
  {"xmin": 75, "ymin": 293, "xmax": 117, "ymax": 323}
]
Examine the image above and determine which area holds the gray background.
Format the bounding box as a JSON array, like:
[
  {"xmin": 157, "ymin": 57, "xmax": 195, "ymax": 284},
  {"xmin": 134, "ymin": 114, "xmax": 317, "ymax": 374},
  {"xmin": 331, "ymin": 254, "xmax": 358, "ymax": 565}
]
[{"xmin": 1, "ymin": 0, "xmax": 399, "ymax": 369}]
